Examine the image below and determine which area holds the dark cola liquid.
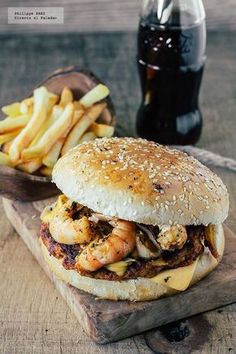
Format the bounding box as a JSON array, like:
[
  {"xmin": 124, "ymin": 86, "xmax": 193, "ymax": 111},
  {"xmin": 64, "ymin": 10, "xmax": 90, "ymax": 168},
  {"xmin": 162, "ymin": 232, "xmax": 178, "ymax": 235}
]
[{"xmin": 137, "ymin": 13, "xmax": 206, "ymax": 145}]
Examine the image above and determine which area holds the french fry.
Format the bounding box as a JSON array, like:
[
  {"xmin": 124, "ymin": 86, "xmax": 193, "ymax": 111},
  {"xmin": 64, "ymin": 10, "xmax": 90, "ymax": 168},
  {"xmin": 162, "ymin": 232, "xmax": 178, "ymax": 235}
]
[
  {"xmin": 40, "ymin": 109, "xmax": 84, "ymax": 165},
  {"xmin": 78, "ymin": 132, "xmax": 97, "ymax": 144},
  {"xmin": 17, "ymin": 158, "xmax": 42, "ymax": 174},
  {"xmin": 73, "ymin": 101, "xmax": 83, "ymax": 111},
  {"xmin": 20, "ymin": 92, "xmax": 58, "ymax": 115},
  {"xmin": 49, "ymin": 92, "xmax": 59, "ymax": 106},
  {"xmin": 2, "ymin": 140, "xmax": 12, "ymax": 154},
  {"xmin": 39, "ymin": 166, "xmax": 53, "ymax": 177},
  {"xmin": 0, "ymin": 130, "xmax": 21, "ymax": 145},
  {"xmin": 0, "ymin": 115, "xmax": 30, "ymax": 134},
  {"xmin": 57, "ymin": 106, "xmax": 84, "ymax": 141},
  {"xmin": 51, "ymin": 105, "xmax": 64, "ymax": 120},
  {"xmin": 20, "ymin": 97, "xmax": 33, "ymax": 115},
  {"xmin": 61, "ymin": 102, "xmax": 106, "ymax": 155},
  {"xmin": 29, "ymin": 120, "xmax": 51, "ymax": 148},
  {"xmin": 0, "ymin": 151, "xmax": 14, "ymax": 167},
  {"xmin": 37, "ymin": 105, "xmax": 83, "ymax": 152},
  {"xmin": 9, "ymin": 86, "xmax": 50, "ymax": 162},
  {"xmin": 79, "ymin": 84, "xmax": 109, "ymax": 108},
  {"xmin": 100, "ymin": 106, "xmax": 112, "ymax": 124},
  {"xmin": 59, "ymin": 87, "xmax": 73, "ymax": 107},
  {"xmin": 42, "ymin": 138, "xmax": 64, "ymax": 168},
  {"xmin": 2, "ymin": 102, "xmax": 21, "ymax": 117},
  {"xmin": 89, "ymin": 123, "xmax": 114, "ymax": 137},
  {"xmin": 71, "ymin": 105, "xmax": 84, "ymax": 126},
  {"xmin": 47, "ymin": 93, "xmax": 59, "ymax": 114},
  {"xmin": 21, "ymin": 102, "xmax": 74, "ymax": 160},
  {"xmin": 29, "ymin": 105, "xmax": 63, "ymax": 147}
]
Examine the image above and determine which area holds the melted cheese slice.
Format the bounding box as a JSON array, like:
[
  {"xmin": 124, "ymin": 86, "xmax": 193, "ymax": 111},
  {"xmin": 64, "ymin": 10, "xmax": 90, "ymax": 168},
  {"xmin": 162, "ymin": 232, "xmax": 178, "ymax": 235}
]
[
  {"xmin": 105, "ymin": 259, "xmax": 136, "ymax": 276},
  {"xmin": 150, "ymin": 257, "xmax": 199, "ymax": 291},
  {"xmin": 105, "ymin": 261, "xmax": 129, "ymax": 277}
]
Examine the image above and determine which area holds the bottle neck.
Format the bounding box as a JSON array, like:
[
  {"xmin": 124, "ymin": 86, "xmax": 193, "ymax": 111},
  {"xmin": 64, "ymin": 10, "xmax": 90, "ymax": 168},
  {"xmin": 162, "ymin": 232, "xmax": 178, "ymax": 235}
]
[{"xmin": 141, "ymin": 0, "xmax": 206, "ymax": 28}]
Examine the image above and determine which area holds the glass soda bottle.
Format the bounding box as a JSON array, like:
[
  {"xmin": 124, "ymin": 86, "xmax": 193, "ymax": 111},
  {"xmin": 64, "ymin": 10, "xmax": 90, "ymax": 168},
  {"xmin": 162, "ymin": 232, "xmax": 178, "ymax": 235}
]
[{"xmin": 136, "ymin": 0, "xmax": 206, "ymax": 145}]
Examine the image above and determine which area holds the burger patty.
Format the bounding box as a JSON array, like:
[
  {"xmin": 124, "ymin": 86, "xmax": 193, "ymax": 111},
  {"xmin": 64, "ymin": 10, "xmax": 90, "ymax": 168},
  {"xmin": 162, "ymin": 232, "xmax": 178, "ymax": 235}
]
[{"xmin": 39, "ymin": 223, "xmax": 205, "ymax": 280}]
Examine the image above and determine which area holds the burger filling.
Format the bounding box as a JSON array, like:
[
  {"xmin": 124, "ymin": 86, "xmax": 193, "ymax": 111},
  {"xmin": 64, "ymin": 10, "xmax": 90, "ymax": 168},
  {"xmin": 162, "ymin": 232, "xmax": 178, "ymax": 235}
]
[{"xmin": 39, "ymin": 195, "xmax": 218, "ymax": 280}]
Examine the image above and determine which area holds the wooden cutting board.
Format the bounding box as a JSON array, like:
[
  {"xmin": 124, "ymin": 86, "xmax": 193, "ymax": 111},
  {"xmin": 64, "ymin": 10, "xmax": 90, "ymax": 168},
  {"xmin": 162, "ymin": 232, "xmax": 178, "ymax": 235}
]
[{"xmin": 2, "ymin": 197, "xmax": 236, "ymax": 344}]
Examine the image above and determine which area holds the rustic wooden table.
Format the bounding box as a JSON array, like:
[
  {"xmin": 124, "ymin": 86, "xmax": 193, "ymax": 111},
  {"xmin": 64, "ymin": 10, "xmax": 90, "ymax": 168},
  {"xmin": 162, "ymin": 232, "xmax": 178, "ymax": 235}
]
[{"xmin": 0, "ymin": 31, "xmax": 235, "ymax": 353}]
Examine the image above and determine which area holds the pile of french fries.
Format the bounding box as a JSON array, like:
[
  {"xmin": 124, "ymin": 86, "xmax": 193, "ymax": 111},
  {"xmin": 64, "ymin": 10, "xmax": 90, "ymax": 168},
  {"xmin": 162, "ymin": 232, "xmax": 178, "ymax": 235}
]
[{"xmin": 0, "ymin": 84, "xmax": 114, "ymax": 176}]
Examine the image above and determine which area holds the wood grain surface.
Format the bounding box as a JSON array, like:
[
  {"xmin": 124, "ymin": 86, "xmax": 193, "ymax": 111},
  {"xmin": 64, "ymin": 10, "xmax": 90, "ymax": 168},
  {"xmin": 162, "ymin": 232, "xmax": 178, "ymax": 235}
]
[
  {"xmin": 0, "ymin": 0, "xmax": 236, "ymax": 33},
  {"xmin": 0, "ymin": 31, "xmax": 236, "ymax": 353},
  {"xmin": 3, "ymin": 197, "xmax": 236, "ymax": 345}
]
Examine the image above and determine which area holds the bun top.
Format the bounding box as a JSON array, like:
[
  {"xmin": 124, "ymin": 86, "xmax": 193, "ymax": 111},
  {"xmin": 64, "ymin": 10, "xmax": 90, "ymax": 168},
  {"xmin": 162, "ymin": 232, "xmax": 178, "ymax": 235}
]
[{"xmin": 52, "ymin": 137, "xmax": 229, "ymax": 226}]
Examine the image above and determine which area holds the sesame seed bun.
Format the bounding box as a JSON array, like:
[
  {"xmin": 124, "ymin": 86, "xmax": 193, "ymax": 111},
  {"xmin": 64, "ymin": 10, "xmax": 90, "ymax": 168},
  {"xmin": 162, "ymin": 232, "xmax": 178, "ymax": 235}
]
[
  {"xmin": 52, "ymin": 137, "xmax": 229, "ymax": 226},
  {"xmin": 40, "ymin": 224, "xmax": 225, "ymax": 301}
]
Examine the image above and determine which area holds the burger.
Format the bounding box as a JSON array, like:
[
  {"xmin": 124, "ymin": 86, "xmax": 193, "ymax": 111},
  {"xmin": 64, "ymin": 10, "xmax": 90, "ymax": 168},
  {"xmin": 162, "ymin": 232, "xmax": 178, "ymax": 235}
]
[{"xmin": 39, "ymin": 137, "xmax": 229, "ymax": 301}]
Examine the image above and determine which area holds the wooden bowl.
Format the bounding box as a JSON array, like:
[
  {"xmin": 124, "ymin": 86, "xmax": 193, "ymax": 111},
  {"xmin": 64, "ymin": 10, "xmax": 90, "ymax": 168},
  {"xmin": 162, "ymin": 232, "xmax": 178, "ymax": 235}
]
[{"xmin": 0, "ymin": 66, "xmax": 116, "ymax": 202}]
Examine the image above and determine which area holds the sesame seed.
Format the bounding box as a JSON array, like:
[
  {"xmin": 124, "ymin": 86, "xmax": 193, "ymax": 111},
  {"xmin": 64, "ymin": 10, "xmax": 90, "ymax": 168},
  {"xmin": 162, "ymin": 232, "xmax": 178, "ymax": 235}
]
[{"xmin": 64, "ymin": 137, "xmax": 225, "ymax": 217}]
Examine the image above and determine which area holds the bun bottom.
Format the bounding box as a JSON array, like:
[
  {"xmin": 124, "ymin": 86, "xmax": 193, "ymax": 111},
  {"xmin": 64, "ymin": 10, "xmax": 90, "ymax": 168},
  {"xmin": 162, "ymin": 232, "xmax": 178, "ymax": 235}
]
[{"xmin": 40, "ymin": 224, "xmax": 224, "ymax": 301}]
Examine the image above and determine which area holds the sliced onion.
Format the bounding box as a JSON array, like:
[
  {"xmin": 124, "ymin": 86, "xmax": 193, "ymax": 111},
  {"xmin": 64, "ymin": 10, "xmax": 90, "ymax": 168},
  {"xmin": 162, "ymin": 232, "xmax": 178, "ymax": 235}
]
[
  {"xmin": 91, "ymin": 213, "xmax": 112, "ymax": 222},
  {"xmin": 88, "ymin": 214, "xmax": 100, "ymax": 223},
  {"xmin": 137, "ymin": 224, "xmax": 160, "ymax": 249},
  {"xmin": 136, "ymin": 234, "xmax": 161, "ymax": 259}
]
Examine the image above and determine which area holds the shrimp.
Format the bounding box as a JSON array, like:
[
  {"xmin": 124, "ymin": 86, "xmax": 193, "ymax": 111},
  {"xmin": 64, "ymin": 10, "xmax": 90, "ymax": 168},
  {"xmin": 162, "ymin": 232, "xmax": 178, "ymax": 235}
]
[
  {"xmin": 76, "ymin": 220, "xmax": 136, "ymax": 272},
  {"xmin": 49, "ymin": 201, "xmax": 94, "ymax": 245},
  {"xmin": 157, "ymin": 224, "xmax": 187, "ymax": 251}
]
